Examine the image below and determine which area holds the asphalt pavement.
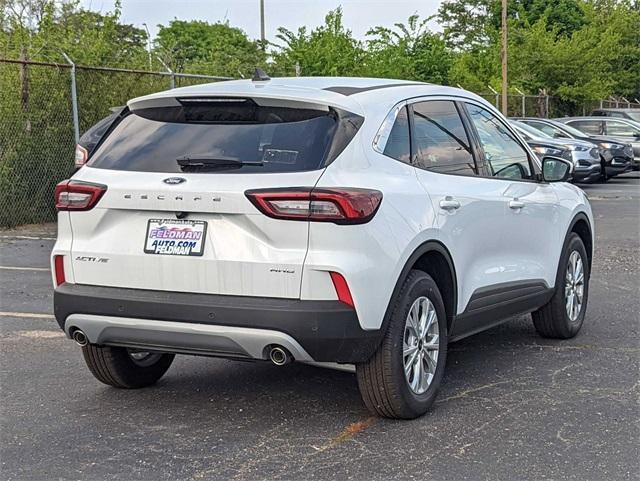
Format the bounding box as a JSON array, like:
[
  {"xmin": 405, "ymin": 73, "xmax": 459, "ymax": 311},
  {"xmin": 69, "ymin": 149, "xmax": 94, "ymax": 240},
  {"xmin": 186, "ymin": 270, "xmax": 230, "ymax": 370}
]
[{"xmin": 1, "ymin": 173, "xmax": 639, "ymax": 481}]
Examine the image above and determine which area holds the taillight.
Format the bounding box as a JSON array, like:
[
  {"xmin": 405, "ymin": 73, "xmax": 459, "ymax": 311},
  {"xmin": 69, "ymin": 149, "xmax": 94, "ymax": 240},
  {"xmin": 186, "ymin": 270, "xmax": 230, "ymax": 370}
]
[
  {"xmin": 74, "ymin": 144, "xmax": 88, "ymax": 168},
  {"xmin": 55, "ymin": 180, "xmax": 107, "ymax": 211},
  {"xmin": 54, "ymin": 255, "xmax": 66, "ymax": 286},
  {"xmin": 245, "ymin": 188, "xmax": 382, "ymax": 224},
  {"xmin": 329, "ymin": 271, "xmax": 355, "ymax": 308}
]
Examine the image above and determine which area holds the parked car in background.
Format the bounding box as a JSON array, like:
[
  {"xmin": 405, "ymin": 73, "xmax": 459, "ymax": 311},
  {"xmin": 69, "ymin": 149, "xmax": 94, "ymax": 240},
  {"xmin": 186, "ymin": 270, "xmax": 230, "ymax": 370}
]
[
  {"xmin": 556, "ymin": 117, "xmax": 640, "ymax": 170},
  {"xmin": 52, "ymin": 77, "xmax": 593, "ymax": 419},
  {"xmin": 590, "ymin": 108, "xmax": 640, "ymax": 122},
  {"xmin": 510, "ymin": 120, "xmax": 602, "ymax": 183},
  {"xmin": 75, "ymin": 107, "xmax": 125, "ymax": 168},
  {"xmin": 518, "ymin": 117, "xmax": 633, "ymax": 179}
]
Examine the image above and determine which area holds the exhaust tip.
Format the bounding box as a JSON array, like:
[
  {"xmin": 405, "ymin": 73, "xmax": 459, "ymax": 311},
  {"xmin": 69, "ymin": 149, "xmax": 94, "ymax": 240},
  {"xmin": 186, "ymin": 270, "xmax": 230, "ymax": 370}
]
[
  {"xmin": 269, "ymin": 346, "xmax": 291, "ymax": 366},
  {"xmin": 72, "ymin": 329, "xmax": 88, "ymax": 347}
]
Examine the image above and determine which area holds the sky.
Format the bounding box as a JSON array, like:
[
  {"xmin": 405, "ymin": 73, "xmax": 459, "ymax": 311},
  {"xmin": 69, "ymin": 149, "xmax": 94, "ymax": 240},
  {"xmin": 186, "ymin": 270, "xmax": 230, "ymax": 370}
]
[{"xmin": 80, "ymin": 0, "xmax": 444, "ymax": 42}]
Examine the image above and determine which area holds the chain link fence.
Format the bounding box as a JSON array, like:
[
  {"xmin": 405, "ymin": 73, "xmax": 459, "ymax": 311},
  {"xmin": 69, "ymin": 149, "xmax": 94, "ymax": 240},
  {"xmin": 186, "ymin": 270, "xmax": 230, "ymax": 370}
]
[
  {"xmin": 0, "ymin": 58, "xmax": 230, "ymax": 227},
  {"xmin": 479, "ymin": 92, "xmax": 640, "ymax": 118},
  {"xmin": 1, "ymin": 57, "xmax": 638, "ymax": 228}
]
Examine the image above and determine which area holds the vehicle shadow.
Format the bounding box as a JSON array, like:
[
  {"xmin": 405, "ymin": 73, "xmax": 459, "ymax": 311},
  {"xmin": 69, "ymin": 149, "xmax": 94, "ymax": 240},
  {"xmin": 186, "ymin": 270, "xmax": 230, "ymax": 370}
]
[
  {"xmin": 76, "ymin": 314, "xmax": 563, "ymax": 423},
  {"xmin": 579, "ymin": 172, "xmax": 640, "ymax": 187}
]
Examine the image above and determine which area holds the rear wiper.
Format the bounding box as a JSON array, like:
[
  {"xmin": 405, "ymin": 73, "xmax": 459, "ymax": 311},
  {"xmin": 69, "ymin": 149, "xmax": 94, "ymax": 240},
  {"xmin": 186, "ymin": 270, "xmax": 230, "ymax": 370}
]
[{"xmin": 176, "ymin": 154, "xmax": 263, "ymax": 169}]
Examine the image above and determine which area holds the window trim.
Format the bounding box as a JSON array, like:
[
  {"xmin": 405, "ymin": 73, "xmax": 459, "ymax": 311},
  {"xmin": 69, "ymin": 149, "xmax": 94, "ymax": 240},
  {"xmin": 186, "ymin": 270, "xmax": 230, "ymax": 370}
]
[
  {"xmin": 460, "ymin": 101, "xmax": 541, "ymax": 183},
  {"xmin": 455, "ymin": 100, "xmax": 489, "ymax": 176},
  {"xmin": 378, "ymin": 104, "xmax": 412, "ymax": 163},
  {"xmin": 372, "ymin": 101, "xmax": 408, "ymax": 155},
  {"xmin": 374, "ymin": 95, "xmax": 545, "ymax": 181}
]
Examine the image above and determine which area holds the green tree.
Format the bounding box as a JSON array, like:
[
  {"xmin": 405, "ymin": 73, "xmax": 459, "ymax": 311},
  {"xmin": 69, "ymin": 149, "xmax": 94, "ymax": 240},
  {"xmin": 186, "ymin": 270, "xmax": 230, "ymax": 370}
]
[
  {"xmin": 518, "ymin": 0, "xmax": 586, "ymax": 37},
  {"xmin": 581, "ymin": 0, "xmax": 640, "ymax": 100},
  {"xmin": 155, "ymin": 20, "xmax": 265, "ymax": 77},
  {"xmin": 412, "ymin": 31, "xmax": 453, "ymax": 84},
  {"xmin": 507, "ymin": 1, "xmax": 640, "ymax": 102},
  {"xmin": 445, "ymin": 0, "xmax": 639, "ymax": 103},
  {"xmin": 438, "ymin": 0, "xmax": 587, "ymax": 48},
  {"xmin": 438, "ymin": 0, "xmax": 500, "ymax": 48},
  {"xmin": 448, "ymin": 44, "xmax": 501, "ymax": 92},
  {"xmin": 363, "ymin": 15, "xmax": 452, "ymax": 83},
  {"xmin": 271, "ymin": 8, "xmax": 364, "ymax": 76},
  {"xmin": 1, "ymin": 0, "xmax": 148, "ymax": 66}
]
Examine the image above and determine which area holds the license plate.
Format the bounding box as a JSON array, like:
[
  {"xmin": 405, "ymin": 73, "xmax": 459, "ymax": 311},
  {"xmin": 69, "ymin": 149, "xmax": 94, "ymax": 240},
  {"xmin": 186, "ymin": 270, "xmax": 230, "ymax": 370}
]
[{"xmin": 144, "ymin": 219, "xmax": 207, "ymax": 256}]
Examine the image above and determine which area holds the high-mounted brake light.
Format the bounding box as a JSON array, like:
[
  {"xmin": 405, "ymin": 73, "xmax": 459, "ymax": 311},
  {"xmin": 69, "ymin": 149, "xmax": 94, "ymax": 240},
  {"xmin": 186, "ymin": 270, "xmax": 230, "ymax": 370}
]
[
  {"xmin": 54, "ymin": 255, "xmax": 66, "ymax": 286},
  {"xmin": 74, "ymin": 144, "xmax": 88, "ymax": 168},
  {"xmin": 330, "ymin": 271, "xmax": 355, "ymax": 308},
  {"xmin": 55, "ymin": 180, "xmax": 107, "ymax": 211},
  {"xmin": 245, "ymin": 188, "xmax": 382, "ymax": 224}
]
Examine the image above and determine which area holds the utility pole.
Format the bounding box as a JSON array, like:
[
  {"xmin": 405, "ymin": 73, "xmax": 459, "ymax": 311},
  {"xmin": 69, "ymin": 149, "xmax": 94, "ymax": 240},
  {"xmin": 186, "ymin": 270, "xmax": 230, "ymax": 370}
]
[
  {"xmin": 259, "ymin": 0, "xmax": 266, "ymax": 49},
  {"xmin": 142, "ymin": 23, "xmax": 152, "ymax": 70},
  {"xmin": 501, "ymin": 0, "xmax": 508, "ymax": 115}
]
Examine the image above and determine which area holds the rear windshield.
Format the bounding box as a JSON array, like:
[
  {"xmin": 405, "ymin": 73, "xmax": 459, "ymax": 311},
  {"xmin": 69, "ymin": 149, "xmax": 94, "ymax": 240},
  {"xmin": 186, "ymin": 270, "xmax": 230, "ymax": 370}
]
[{"xmin": 87, "ymin": 99, "xmax": 362, "ymax": 174}]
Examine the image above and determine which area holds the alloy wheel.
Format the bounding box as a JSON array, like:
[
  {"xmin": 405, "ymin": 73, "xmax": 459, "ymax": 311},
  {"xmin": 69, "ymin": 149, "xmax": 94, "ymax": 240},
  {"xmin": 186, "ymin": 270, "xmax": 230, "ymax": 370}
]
[
  {"xmin": 403, "ymin": 296, "xmax": 440, "ymax": 394},
  {"xmin": 565, "ymin": 250, "xmax": 585, "ymax": 322}
]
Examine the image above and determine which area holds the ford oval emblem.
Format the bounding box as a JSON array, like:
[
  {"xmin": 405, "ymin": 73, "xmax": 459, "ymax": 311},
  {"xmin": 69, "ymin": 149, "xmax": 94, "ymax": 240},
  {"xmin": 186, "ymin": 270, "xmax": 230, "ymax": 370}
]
[{"xmin": 163, "ymin": 177, "xmax": 186, "ymax": 185}]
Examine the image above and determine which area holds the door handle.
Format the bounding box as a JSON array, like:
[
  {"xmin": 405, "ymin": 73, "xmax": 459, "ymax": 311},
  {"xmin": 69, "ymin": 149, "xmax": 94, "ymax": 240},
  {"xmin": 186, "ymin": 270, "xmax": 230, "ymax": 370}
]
[
  {"xmin": 439, "ymin": 197, "xmax": 461, "ymax": 211},
  {"xmin": 509, "ymin": 199, "xmax": 525, "ymax": 210}
]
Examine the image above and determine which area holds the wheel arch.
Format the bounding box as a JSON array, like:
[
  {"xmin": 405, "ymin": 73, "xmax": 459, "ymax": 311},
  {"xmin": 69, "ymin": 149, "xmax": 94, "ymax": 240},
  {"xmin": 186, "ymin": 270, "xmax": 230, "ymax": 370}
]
[
  {"xmin": 382, "ymin": 240, "xmax": 458, "ymax": 335},
  {"xmin": 567, "ymin": 212, "xmax": 593, "ymax": 270}
]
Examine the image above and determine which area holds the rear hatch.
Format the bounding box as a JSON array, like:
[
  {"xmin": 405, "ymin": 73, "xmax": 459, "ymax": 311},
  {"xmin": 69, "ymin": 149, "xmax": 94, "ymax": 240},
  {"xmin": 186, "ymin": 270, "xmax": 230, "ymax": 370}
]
[{"xmin": 66, "ymin": 96, "xmax": 362, "ymax": 299}]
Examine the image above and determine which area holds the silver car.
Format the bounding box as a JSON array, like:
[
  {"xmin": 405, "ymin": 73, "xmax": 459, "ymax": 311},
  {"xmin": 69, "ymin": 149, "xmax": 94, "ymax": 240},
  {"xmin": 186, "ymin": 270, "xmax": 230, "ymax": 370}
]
[{"xmin": 511, "ymin": 121, "xmax": 602, "ymax": 183}]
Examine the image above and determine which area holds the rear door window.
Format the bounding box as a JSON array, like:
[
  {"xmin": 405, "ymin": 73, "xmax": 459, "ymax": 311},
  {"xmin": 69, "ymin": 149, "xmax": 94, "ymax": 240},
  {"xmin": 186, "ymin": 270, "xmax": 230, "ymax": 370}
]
[
  {"xmin": 605, "ymin": 120, "xmax": 639, "ymax": 136},
  {"xmin": 88, "ymin": 99, "xmax": 362, "ymax": 174},
  {"xmin": 568, "ymin": 120, "xmax": 603, "ymax": 135},
  {"xmin": 410, "ymin": 100, "xmax": 477, "ymax": 175}
]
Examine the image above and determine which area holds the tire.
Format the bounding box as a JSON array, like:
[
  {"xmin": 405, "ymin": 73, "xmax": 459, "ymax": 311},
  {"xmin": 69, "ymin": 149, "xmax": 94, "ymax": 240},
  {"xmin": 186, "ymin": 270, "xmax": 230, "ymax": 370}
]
[
  {"xmin": 356, "ymin": 270, "xmax": 448, "ymax": 419},
  {"xmin": 532, "ymin": 233, "xmax": 590, "ymax": 339},
  {"xmin": 81, "ymin": 344, "xmax": 174, "ymax": 388}
]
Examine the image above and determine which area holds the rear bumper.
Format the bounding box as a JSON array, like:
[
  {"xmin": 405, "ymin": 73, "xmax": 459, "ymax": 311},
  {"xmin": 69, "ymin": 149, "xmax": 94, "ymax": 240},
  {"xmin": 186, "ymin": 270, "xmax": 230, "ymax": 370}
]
[{"xmin": 54, "ymin": 284, "xmax": 381, "ymax": 363}]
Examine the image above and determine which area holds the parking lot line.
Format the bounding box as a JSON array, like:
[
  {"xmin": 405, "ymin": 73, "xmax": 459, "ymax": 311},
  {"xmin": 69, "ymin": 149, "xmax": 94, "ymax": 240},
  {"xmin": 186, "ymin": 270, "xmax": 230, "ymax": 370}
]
[
  {"xmin": 0, "ymin": 311, "xmax": 55, "ymax": 319},
  {"xmin": 0, "ymin": 235, "xmax": 56, "ymax": 240},
  {"xmin": 0, "ymin": 266, "xmax": 49, "ymax": 272}
]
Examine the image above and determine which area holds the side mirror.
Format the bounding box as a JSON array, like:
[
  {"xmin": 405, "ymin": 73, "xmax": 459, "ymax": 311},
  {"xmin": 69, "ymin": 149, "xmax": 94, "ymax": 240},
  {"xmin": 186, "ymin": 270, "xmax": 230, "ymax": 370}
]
[{"xmin": 542, "ymin": 156, "xmax": 573, "ymax": 182}]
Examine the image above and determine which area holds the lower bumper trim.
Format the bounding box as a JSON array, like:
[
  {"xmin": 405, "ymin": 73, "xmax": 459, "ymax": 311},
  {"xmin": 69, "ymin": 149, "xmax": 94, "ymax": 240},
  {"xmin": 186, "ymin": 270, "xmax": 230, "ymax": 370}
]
[
  {"xmin": 65, "ymin": 314, "xmax": 314, "ymax": 361},
  {"xmin": 54, "ymin": 284, "xmax": 382, "ymax": 363}
]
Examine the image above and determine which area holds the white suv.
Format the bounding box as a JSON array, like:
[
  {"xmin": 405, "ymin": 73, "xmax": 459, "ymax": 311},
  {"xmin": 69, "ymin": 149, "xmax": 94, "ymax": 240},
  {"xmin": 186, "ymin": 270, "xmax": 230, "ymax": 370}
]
[{"xmin": 52, "ymin": 77, "xmax": 594, "ymax": 419}]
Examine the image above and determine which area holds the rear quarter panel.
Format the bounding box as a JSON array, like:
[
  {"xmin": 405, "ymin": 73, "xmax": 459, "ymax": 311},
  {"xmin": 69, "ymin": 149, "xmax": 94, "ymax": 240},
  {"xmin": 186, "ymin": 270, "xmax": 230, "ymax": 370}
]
[
  {"xmin": 303, "ymin": 133, "xmax": 436, "ymax": 330},
  {"xmin": 553, "ymin": 182, "xmax": 595, "ymax": 257}
]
